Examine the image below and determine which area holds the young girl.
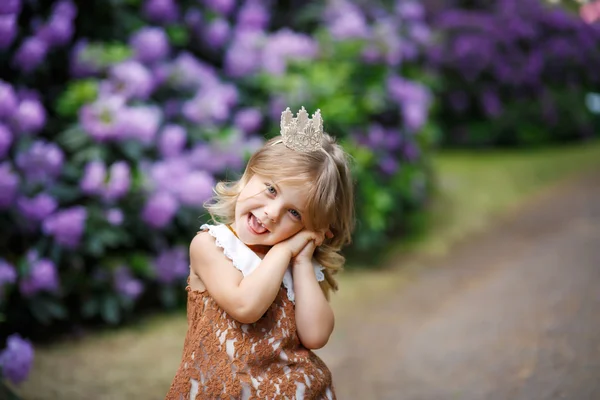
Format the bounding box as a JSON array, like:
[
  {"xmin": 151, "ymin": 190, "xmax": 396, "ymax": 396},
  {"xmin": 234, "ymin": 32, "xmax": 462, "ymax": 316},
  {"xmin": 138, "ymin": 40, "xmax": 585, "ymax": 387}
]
[{"xmin": 166, "ymin": 107, "xmax": 355, "ymax": 399}]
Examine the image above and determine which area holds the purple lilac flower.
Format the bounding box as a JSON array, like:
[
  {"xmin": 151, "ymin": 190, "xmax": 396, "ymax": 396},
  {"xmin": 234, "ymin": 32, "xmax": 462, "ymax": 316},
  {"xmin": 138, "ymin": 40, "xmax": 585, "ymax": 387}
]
[
  {"xmin": 130, "ymin": 27, "xmax": 170, "ymax": 64},
  {"xmin": 149, "ymin": 158, "xmax": 190, "ymax": 193},
  {"xmin": 395, "ymin": 1, "xmax": 424, "ymax": 20},
  {"xmin": 80, "ymin": 160, "xmax": 106, "ymax": 195},
  {"xmin": 224, "ymin": 31, "xmax": 262, "ymax": 77},
  {"xmin": 384, "ymin": 129, "xmax": 403, "ymax": 150},
  {"xmin": 204, "ymin": 18, "xmax": 230, "ymax": 49},
  {"xmin": 379, "ymin": 156, "xmax": 399, "ymax": 175},
  {"xmin": 16, "ymin": 141, "xmax": 64, "ymax": 182},
  {"xmin": 153, "ymin": 246, "xmax": 188, "ymax": 284},
  {"xmin": 403, "ymin": 141, "xmax": 420, "ymax": 162},
  {"xmin": 262, "ymin": 30, "xmax": 318, "ymax": 75},
  {"xmin": 184, "ymin": 7, "xmax": 203, "ymax": 28},
  {"xmin": 167, "ymin": 52, "xmax": 218, "ymax": 89},
  {"xmin": 0, "ymin": 14, "xmax": 17, "ymax": 49},
  {"xmin": 0, "ymin": 259, "xmax": 17, "ymax": 297},
  {"xmin": 0, "ymin": 81, "xmax": 18, "ymax": 119},
  {"xmin": 17, "ymin": 193, "xmax": 58, "ymax": 222},
  {"xmin": 119, "ymin": 105, "xmax": 161, "ymax": 144},
  {"xmin": 143, "ymin": 0, "xmax": 179, "ymax": 24},
  {"xmin": 107, "ymin": 61, "xmax": 154, "ymax": 100},
  {"xmin": 79, "ymin": 96, "xmax": 126, "ymax": 142},
  {"xmin": 182, "ymin": 84, "xmax": 237, "ymax": 125},
  {"xmin": 237, "ymin": 0, "xmax": 270, "ymax": 32},
  {"xmin": 361, "ymin": 45, "xmax": 381, "ymax": 64},
  {"xmin": 0, "ymin": 259, "xmax": 16, "ymax": 286},
  {"xmin": 0, "ymin": 334, "xmax": 34, "ymax": 386},
  {"xmin": 0, "ymin": 0, "xmax": 21, "ymax": 15},
  {"xmin": 54, "ymin": 0, "xmax": 77, "ymax": 20},
  {"xmin": 481, "ymin": 89, "xmax": 502, "ymax": 117},
  {"xmin": 14, "ymin": 98, "xmax": 46, "ymax": 134},
  {"xmin": 187, "ymin": 144, "xmax": 226, "ymax": 173},
  {"xmin": 158, "ymin": 124, "xmax": 187, "ymax": 158},
  {"xmin": 104, "ymin": 161, "xmax": 131, "ymax": 201},
  {"xmin": 113, "ymin": 266, "xmax": 143, "ymax": 300},
  {"xmin": 19, "ymin": 253, "xmax": 59, "ymax": 296},
  {"xmin": 13, "ymin": 36, "xmax": 48, "ymax": 73},
  {"xmin": 0, "ymin": 123, "xmax": 12, "ymax": 158},
  {"xmin": 366, "ymin": 124, "xmax": 387, "ymax": 149},
  {"xmin": 203, "ymin": 0, "xmax": 235, "ymax": 16},
  {"xmin": 409, "ymin": 23, "xmax": 431, "ymax": 45},
  {"xmin": 105, "ymin": 208, "xmax": 123, "ymax": 225},
  {"xmin": 0, "ymin": 162, "xmax": 18, "ymax": 208},
  {"xmin": 403, "ymin": 102, "xmax": 428, "ymax": 132},
  {"xmin": 42, "ymin": 206, "xmax": 87, "ymax": 248},
  {"xmin": 142, "ymin": 191, "xmax": 178, "ymax": 228},
  {"xmin": 373, "ymin": 19, "xmax": 403, "ymax": 66},
  {"xmin": 234, "ymin": 107, "xmax": 262, "ymax": 134},
  {"xmin": 176, "ymin": 171, "xmax": 214, "ymax": 206},
  {"xmin": 70, "ymin": 39, "xmax": 101, "ymax": 78},
  {"xmin": 326, "ymin": 2, "xmax": 369, "ymax": 40},
  {"xmin": 387, "ymin": 75, "xmax": 430, "ymax": 106},
  {"xmin": 37, "ymin": 13, "xmax": 75, "ymax": 47},
  {"xmin": 268, "ymin": 96, "xmax": 286, "ymax": 122}
]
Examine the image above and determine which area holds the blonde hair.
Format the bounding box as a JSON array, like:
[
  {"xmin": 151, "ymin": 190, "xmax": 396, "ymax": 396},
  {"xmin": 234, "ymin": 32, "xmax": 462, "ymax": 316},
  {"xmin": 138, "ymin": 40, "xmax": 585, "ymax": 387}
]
[{"xmin": 204, "ymin": 133, "xmax": 355, "ymax": 299}]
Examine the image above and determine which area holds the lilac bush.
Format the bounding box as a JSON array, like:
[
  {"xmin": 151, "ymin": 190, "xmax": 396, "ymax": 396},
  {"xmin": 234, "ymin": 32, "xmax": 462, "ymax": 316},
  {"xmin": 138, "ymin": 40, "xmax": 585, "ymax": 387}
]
[
  {"xmin": 427, "ymin": 0, "xmax": 600, "ymax": 146},
  {"xmin": 0, "ymin": 1, "xmax": 435, "ymax": 375}
]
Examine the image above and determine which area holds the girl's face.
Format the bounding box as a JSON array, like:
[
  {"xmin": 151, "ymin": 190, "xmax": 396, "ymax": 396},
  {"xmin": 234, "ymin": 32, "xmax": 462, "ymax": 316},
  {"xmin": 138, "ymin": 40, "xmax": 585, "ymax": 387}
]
[{"xmin": 233, "ymin": 174, "xmax": 309, "ymax": 246}]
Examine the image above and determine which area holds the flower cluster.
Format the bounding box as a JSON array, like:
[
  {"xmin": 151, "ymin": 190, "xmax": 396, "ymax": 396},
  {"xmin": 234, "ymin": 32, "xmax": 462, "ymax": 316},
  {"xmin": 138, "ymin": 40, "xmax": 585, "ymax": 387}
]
[
  {"xmin": 0, "ymin": 0, "xmax": 435, "ymax": 378},
  {"xmin": 429, "ymin": 0, "xmax": 600, "ymax": 146},
  {"xmin": 0, "ymin": 334, "xmax": 34, "ymax": 386}
]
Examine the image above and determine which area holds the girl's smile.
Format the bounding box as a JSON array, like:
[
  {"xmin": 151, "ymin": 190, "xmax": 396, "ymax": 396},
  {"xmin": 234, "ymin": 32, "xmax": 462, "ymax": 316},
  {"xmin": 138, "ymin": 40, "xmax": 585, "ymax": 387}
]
[{"xmin": 234, "ymin": 174, "xmax": 309, "ymax": 246}]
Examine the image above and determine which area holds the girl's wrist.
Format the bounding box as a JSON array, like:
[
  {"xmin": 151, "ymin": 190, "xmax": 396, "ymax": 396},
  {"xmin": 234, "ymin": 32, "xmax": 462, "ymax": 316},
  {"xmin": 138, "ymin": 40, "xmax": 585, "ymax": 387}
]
[{"xmin": 271, "ymin": 242, "xmax": 293, "ymax": 261}]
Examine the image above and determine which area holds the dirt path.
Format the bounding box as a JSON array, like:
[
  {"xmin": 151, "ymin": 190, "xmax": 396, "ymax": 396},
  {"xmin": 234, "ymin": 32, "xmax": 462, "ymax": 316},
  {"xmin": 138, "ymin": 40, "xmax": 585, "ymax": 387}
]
[{"xmin": 318, "ymin": 169, "xmax": 600, "ymax": 400}]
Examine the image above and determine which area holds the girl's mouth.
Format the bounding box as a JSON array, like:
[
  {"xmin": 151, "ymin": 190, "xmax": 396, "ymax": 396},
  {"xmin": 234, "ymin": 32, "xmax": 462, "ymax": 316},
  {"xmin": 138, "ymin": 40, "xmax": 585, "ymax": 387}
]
[{"xmin": 248, "ymin": 213, "xmax": 268, "ymax": 235}]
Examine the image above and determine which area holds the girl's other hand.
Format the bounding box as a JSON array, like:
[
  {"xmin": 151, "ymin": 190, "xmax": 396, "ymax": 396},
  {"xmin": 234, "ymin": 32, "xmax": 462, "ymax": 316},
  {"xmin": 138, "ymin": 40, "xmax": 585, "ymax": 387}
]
[
  {"xmin": 294, "ymin": 239, "xmax": 317, "ymax": 266},
  {"xmin": 276, "ymin": 229, "xmax": 324, "ymax": 258}
]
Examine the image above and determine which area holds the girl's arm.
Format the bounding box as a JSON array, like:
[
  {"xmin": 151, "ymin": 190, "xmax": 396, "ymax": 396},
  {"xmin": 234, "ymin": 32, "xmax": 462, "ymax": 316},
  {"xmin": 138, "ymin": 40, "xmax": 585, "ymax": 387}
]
[
  {"xmin": 292, "ymin": 242, "xmax": 335, "ymax": 349},
  {"xmin": 190, "ymin": 229, "xmax": 320, "ymax": 324},
  {"xmin": 190, "ymin": 232, "xmax": 292, "ymax": 324}
]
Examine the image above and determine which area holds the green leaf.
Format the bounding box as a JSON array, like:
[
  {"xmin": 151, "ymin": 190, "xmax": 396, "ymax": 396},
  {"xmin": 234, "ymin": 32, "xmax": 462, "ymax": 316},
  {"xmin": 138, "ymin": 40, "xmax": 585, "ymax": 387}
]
[
  {"xmin": 47, "ymin": 183, "xmax": 80, "ymax": 203},
  {"xmin": 119, "ymin": 140, "xmax": 144, "ymax": 161},
  {"xmin": 81, "ymin": 297, "xmax": 99, "ymax": 318},
  {"xmin": 100, "ymin": 294, "xmax": 121, "ymax": 325},
  {"xmin": 166, "ymin": 25, "xmax": 189, "ymax": 46},
  {"xmin": 160, "ymin": 285, "xmax": 177, "ymax": 309},
  {"xmin": 56, "ymin": 79, "xmax": 99, "ymax": 117},
  {"xmin": 44, "ymin": 299, "xmax": 68, "ymax": 320},
  {"xmin": 129, "ymin": 253, "xmax": 151, "ymax": 276},
  {"xmin": 56, "ymin": 126, "xmax": 92, "ymax": 153},
  {"xmin": 0, "ymin": 381, "xmax": 21, "ymax": 400}
]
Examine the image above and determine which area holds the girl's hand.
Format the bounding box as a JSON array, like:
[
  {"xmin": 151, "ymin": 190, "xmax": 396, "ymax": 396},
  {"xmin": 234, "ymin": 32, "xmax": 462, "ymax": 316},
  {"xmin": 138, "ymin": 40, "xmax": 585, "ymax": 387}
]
[
  {"xmin": 276, "ymin": 229, "xmax": 324, "ymax": 258},
  {"xmin": 294, "ymin": 239, "xmax": 317, "ymax": 266}
]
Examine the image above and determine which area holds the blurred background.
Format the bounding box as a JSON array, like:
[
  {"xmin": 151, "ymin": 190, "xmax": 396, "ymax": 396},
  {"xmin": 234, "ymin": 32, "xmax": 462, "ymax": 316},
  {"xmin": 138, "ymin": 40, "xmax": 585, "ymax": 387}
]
[{"xmin": 1, "ymin": 0, "xmax": 599, "ymax": 399}]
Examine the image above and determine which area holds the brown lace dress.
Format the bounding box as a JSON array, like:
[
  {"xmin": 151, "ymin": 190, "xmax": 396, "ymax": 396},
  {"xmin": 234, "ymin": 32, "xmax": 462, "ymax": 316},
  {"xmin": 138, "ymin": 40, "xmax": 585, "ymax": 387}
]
[{"xmin": 166, "ymin": 226, "xmax": 336, "ymax": 399}]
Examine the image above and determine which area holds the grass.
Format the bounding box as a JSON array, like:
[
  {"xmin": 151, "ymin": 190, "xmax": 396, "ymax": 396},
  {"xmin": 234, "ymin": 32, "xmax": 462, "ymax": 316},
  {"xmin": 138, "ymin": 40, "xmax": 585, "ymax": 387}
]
[
  {"xmin": 400, "ymin": 139, "xmax": 600, "ymax": 257},
  {"xmin": 16, "ymin": 139, "xmax": 600, "ymax": 400}
]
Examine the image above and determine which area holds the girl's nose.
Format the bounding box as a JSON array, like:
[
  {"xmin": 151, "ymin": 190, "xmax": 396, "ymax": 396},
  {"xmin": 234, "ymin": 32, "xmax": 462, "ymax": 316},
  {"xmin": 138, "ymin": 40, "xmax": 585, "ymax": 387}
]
[{"xmin": 264, "ymin": 202, "xmax": 283, "ymax": 223}]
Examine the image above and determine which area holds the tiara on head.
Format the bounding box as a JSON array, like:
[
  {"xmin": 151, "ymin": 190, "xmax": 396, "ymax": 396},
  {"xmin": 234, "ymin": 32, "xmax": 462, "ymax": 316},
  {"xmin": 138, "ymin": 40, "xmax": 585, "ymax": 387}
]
[{"xmin": 279, "ymin": 106, "xmax": 324, "ymax": 153}]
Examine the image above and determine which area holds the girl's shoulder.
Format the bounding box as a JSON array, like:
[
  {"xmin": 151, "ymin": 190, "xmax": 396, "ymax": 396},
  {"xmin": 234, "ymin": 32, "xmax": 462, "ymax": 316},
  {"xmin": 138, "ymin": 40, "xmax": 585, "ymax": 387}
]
[{"xmin": 192, "ymin": 223, "xmax": 261, "ymax": 278}]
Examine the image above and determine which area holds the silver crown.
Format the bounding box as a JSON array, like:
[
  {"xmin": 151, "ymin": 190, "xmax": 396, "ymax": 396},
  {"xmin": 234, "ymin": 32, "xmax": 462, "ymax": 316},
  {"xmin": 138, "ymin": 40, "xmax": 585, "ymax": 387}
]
[{"xmin": 280, "ymin": 106, "xmax": 323, "ymax": 153}]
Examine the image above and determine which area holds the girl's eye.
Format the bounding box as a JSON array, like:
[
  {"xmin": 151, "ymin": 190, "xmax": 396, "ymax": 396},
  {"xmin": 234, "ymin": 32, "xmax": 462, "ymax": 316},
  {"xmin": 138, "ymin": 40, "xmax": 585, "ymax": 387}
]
[
  {"xmin": 289, "ymin": 209, "xmax": 301, "ymax": 220},
  {"xmin": 265, "ymin": 184, "xmax": 276, "ymax": 195}
]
